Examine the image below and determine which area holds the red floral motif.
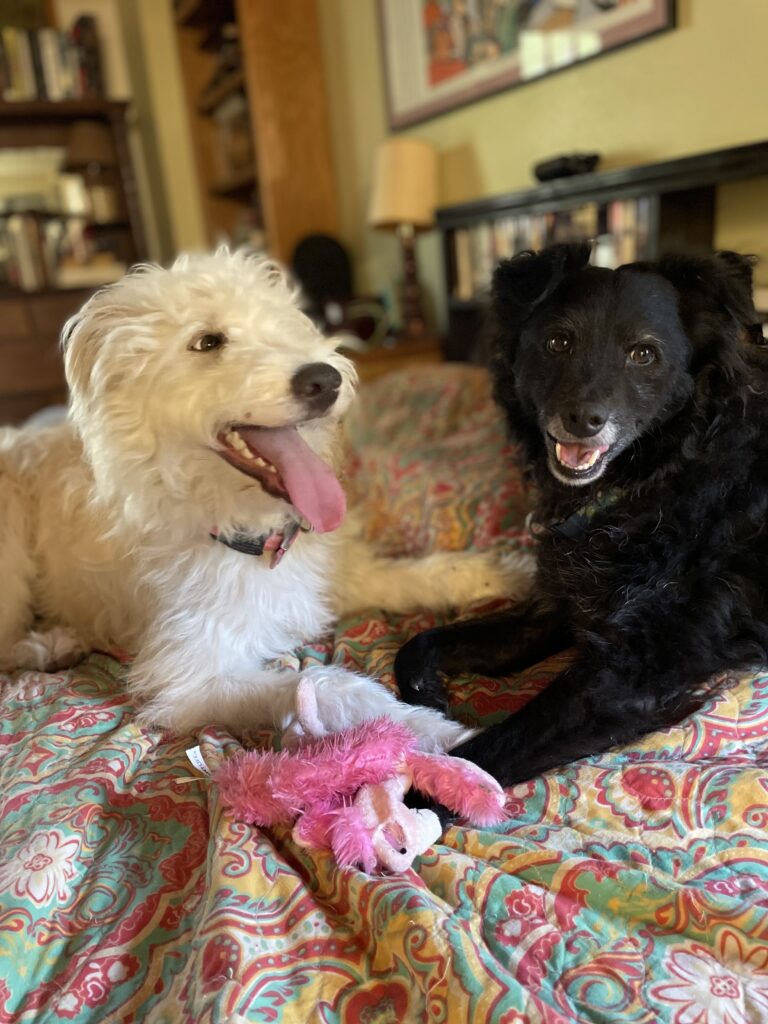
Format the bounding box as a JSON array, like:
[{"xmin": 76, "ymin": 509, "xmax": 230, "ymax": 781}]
[
  {"xmin": 596, "ymin": 763, "xmax": 677, "ymax": 828},
  {"xmin": 341, "ymin": 980, "xmax": 412, "ymax": 1023},
  {"xmin": 496, "ymin": 887, "xmax": 549, "ymax": 945},
  {"xmin": 55, "ymin": 955, "xmax": 140, "ymax": 1017},
  {"xmin": 201, "ymin": 935, "xmax": 241, "ymax": 991},
  {"xmin": 622, "ymin": 766, "xmax": 675, "ymax": 807},
  {"xmin": 59, "ymin": 709, "xmax": 113, "ymax": 732}
]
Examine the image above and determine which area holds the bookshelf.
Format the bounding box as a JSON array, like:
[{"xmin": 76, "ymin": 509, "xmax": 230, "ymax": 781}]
[
  {"xmin": 0, "ymin": 98, "xmax": 146, "ymax": 423},
  {"xmin": 437, "ymin": 141, "xmax": 768, "ymax": 360},
  {"xmin": 173, "ymin": 0, "xmax": 339, "ymax": 261}
]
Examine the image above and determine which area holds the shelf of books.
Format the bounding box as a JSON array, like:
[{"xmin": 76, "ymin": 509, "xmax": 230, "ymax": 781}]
[
  {"xmin": 449, "ymin": 197, "xmax": 653, "ymax": 306},
  {"xmin": 436, "ymin": 141, "xmax": 768, "ymax": 360},
  {"xmin": 0, "ymin": 23, "xmax": 103, "ymax": 102}
]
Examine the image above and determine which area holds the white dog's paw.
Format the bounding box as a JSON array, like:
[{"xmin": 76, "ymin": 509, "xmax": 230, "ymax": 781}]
[
  {"xmin": 281, "ymin": 666, "xmax": 478, "ymax": 753},
  {"xmin": 9, "ymin": 626, "xmax": 86, "ymax": 673}
]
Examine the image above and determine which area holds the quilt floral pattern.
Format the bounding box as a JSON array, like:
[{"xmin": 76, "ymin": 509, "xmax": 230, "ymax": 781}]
[{"xmin": 2, "ymin": 366, "xmax": 768, "ymax": 1023}]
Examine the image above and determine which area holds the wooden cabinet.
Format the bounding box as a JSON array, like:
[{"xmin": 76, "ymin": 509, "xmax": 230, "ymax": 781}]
[
  {"xmin": 174, "ymin": 0, "xmax": 338, "ymax": 262},
  {"xmin": 0, "ymin": 287, "xmax": 92, "ymax": 423}
]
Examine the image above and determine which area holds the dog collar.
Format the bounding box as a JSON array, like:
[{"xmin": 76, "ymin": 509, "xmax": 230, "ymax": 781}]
[
  {"xmin": 527, "ymin": 486, "xmax": 626, "ymax": 540},
  {"xmin": 209, "ymin": 518, "xmax": 309, "ymax": 568}
]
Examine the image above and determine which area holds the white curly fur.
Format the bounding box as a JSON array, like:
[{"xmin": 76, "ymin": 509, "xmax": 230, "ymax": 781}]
[{"xmin": 0, "ymin": 249, "xmax": 533, "ymax": 743}]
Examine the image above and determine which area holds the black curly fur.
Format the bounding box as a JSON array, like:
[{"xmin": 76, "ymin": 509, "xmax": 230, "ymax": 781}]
[{"xmin": 396, "ymin": 245, "xmax": 768, "ymax": 787}]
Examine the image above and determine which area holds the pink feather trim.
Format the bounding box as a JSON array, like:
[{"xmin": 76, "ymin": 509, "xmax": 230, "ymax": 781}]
[
  {"xmin": 329, "ymin": 804, "xmax": 378, "ymax": 874},
  {"xmin": 216, "ymin": 718, "xmax": 416, "ymax": 826}
]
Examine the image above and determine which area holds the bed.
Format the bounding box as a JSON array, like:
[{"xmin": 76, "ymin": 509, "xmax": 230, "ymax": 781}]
[{"xmin": 2, "ymin": 364, "xmax": 768, "ymax": 1023}]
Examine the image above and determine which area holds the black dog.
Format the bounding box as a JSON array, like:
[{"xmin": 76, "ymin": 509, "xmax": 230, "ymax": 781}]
[{"xmin": 396, "ymin": 243, "xmax": 768, "ymax": 787}]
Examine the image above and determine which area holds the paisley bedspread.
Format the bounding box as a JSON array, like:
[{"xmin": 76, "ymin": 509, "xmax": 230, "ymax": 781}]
[{"xmin": 2, "ymin": 365, "xmax": 768, "ymax": 1024}]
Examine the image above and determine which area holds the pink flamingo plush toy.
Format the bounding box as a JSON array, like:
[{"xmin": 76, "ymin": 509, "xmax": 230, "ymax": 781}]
[{"xmin": 216, "ymin": 676, "xmax": 507, "ymax": 874}]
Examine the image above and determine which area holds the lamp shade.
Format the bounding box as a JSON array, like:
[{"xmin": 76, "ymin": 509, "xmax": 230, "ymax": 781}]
[{"xmin": 368, "ymin": 137, "xmax": 438, "ymax": 230}]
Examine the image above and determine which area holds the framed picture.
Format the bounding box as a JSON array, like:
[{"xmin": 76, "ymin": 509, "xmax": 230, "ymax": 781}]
[{"xmin": 379, "ymin": 0, "xmax": 676, "ymax": 129}]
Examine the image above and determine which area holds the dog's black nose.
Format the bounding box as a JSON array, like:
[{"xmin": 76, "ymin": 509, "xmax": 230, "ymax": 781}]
[
  {"xmin": 563, "ymin": 405, "xmax": 607, "ymax": 437},
  {"xmin": 291, "ymin": 362, "xmax": 342, "ymax": 414}
]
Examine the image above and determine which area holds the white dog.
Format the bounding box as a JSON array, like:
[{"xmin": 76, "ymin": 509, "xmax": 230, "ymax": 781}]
[{"xmin": 0, "ymin": 250, "xmax": 530, "ymax": 748}]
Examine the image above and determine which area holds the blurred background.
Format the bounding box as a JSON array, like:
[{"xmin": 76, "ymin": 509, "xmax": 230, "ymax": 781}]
[{"xmin": 1, "ymin": 0, "xmax": 766, "ymax": 424}]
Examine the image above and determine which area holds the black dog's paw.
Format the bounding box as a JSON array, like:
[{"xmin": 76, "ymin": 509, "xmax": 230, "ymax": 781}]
[
  {"xmin": 404, "ymin": 788, "xmax": 458, "ymax": 832},
  {"xmin": 394, "ymin": 633, "xmax": 449, "ymax": 712}
]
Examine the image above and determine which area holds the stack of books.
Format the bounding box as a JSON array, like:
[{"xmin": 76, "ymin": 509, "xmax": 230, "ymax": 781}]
[
  {"xmin": 451, "ymin": 198, "xmax": 654, "ymax": 302},
  {"xmin": 0, "ymin": 25, "xmax": 101, "ymax": 102},
  {"xmin": 0, "ymin": 213, "xmax": 125, "ymax": 292}
]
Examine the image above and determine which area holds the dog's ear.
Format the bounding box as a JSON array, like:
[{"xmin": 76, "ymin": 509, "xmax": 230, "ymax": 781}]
[
  {"xmin": 492, "ymin": 242, "xmax": 591, "ymax": 324},
  {"xmin": 641, "ymin": 251, "xmax": 758, "ymax": 336},
  {"xmin": 714, "ymin": 249, "xmax": 756, "ymax": 291},
  {"xmin": 61, "ymin": 308, "xmax": 97, "ymax": 403},
  {"xmin": 61, "ymin": 285, "xmax": 130, "ymax": 409},
  {"xmin": 640, "ymin": 252, "xmax": 757, "ymax": 418}
]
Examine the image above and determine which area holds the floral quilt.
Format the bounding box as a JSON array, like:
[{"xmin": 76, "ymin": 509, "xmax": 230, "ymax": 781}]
[{"xmin": 2, "ymin": 365, "xmax": 768, "ymax": 1024}]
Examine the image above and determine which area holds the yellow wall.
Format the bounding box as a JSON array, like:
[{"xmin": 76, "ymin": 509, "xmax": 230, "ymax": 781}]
[{"xmin": 319, "ymin": 0, "xmax": 768, "ymax": 328}]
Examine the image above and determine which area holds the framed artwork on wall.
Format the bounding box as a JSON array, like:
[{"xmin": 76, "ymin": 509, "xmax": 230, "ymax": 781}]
[{"xmin": 379, "ymin": 0, "xmax": 676, "ymax": 129}]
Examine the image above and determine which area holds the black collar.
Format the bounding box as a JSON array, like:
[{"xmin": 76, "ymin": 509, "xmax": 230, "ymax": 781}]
[
  {"xmin": 210, "ymin": 519, "xmax": 309, "ymax": 567},
  {"xmin": 527, "ymin": 486, "xmax": 626, "ymax": 540}
]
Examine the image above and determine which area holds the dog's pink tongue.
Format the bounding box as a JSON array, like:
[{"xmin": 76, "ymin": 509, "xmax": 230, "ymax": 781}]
[
  {"xmin": 558, "ymin": 442, "xmax": 602, "ymax": 468},
  {"xmin": 238, "ymin": 426, "xmax": 346, "ymax": 533}
]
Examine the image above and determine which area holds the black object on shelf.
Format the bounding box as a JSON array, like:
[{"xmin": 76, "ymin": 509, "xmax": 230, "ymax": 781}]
[
  {"xmin": 293, "ymin": 234, "xmax": 353, "ymax": 313},
  {"xmin": 292, "ymin": 234, "xmax": 387, "ymax": 343},
  {"xmin": 71, "ymin": 16, "xmax": 105, "ymax": 99},
  {"xmin": 534, "ymin": 153, "xmax": 601, "ymax": 182}
]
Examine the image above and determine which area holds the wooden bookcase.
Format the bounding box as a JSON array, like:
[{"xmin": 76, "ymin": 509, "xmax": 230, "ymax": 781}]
[
  {"xmin": 174, "ymin": 0, "xmax": 339, "ymax": 262},
  {"xmin": 0, "ymin": 99, "xmax": 146, "ymax": 424},
  {"xmin": 437, "ymin": 141, "xmax": 768, "ymax": 361}
]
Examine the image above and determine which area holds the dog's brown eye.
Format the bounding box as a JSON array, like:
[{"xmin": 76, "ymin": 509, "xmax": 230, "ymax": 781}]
[
  {"xmin": 628, "ymin": 344, "xmax": 657, "ymax": 366},
  {"xmin": 190, "ymin": 332, "xmax": 227, "ymax": 352},
  {"xmin": 547, "ymin": 333, "xmax": 571, "ymax": 354}
]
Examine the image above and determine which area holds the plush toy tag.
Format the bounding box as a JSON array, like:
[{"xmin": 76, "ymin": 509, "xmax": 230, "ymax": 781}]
[{"xmin": 185, "ymin": 745, "xmax": 211, "ymax": 775}]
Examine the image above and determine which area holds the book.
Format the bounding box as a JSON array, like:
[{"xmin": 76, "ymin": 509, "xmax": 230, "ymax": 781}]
[
  {"xmin": 2, "ymin": 28, "xmax": 25, "ymax": 100},
  {"xmin": 38, "ymin": 28, "xmax": 66, "ymax": 101},
  {"xmin": 28, "ymin": 30, "xmax": 48, "ymax": 100},
  {"xmin": 453, "ymin": 228, "xmax": 473, "ymax": 301},
  {"xmin": 0, "ymin": 27, "xmax": 88, "ymax": 102},
  {"xmin": 14, "ymin": 29, "xmax": 37, "ymax": 100},
  {"xmin": 0, "ymin": 33, "xmax": 10, "ymax": 98},
  {"xmin": 472, "ymin": 221, "xmax": 495, "ymax": 296},
  {"xmin": 6, "ymin": 214, "xmax": 43, "ymax": 290}
]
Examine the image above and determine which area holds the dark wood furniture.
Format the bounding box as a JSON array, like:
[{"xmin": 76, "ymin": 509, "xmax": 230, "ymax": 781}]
[
  {"xmin": 0, "ymin": 99, "xmax": 146, "ymax": 424},
  {"xmin": 349, "ymin": 336, "xmax": 443, "ymax": 384},
  {"xmin": 437, "ymin": 141, "xmax": 768, "ymax": 360}
]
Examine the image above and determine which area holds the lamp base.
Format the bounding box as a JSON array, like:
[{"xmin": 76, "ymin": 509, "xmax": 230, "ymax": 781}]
[{"xmin": 397, "ymin": 223, "xmax": 428, "ymax": 339}]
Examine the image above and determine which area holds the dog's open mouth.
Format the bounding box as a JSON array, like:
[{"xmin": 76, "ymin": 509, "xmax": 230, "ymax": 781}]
[
  {"xmin": 216, "ymin": 425, "xmax": 346, "ymax": 533},
  {"xmin": 547, "ymin": 434, "xmax": 611, "ymax": 482}
]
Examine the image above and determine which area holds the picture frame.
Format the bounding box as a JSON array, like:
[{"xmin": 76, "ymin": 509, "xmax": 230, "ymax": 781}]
[{"xmin": 378, "ymin": 0, "xmax": 676, "ymax": 130}]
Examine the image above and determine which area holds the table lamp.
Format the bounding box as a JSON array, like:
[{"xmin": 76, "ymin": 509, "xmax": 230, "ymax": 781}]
[{"xmin": 369, "ymin": 137, "xmax": 437, "ymax": 339}]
